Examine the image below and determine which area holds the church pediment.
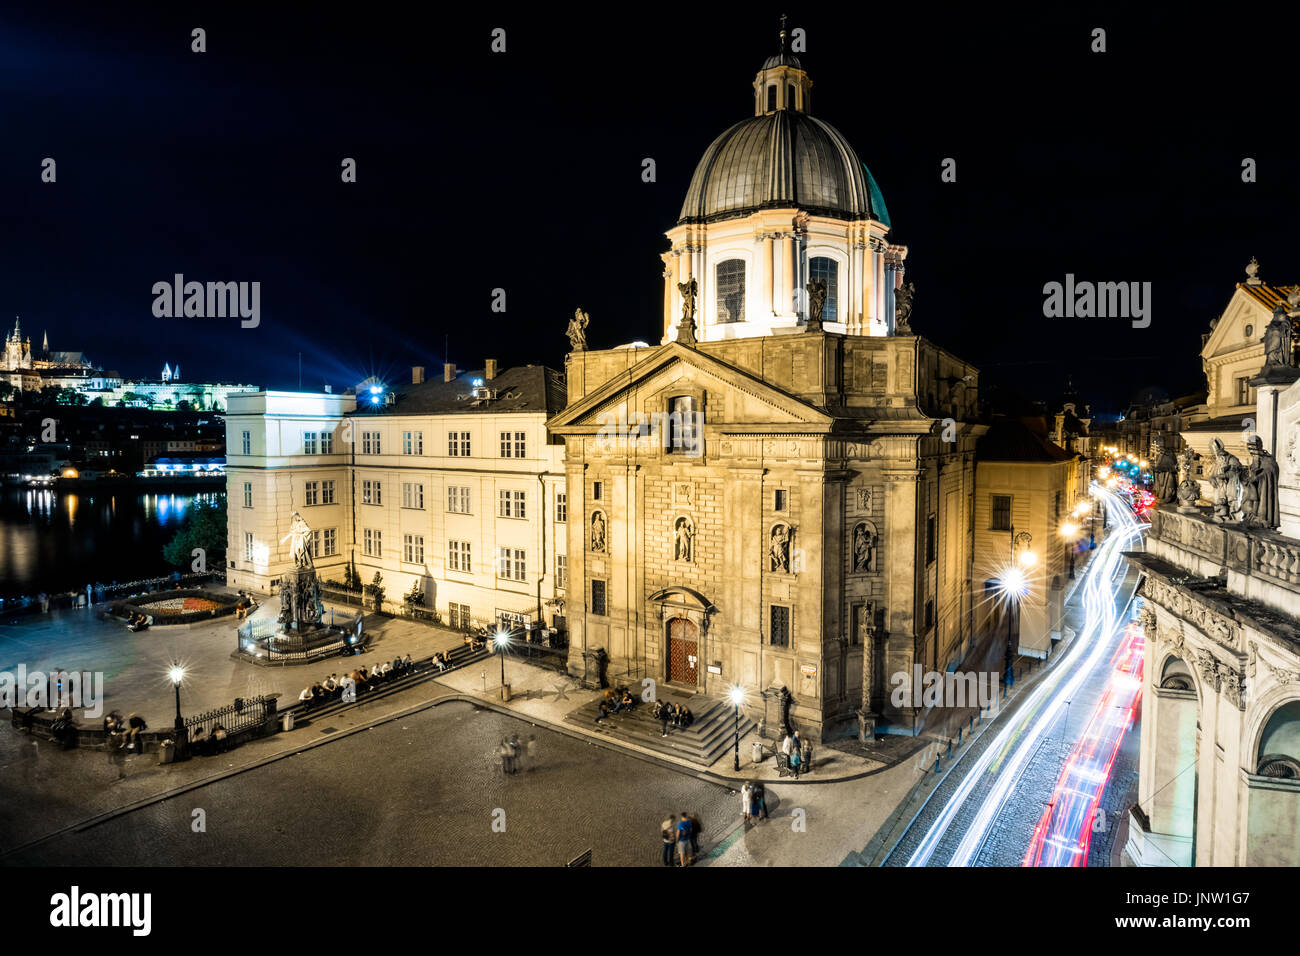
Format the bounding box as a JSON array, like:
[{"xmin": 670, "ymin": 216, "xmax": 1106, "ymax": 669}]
[
  {"xmin": 548, "ymin": 342, "xmax": 835, "ymax": 433},
  {"xmin": 1202, "ymin": 288, "xmax": 1274, "ymax": 361}
]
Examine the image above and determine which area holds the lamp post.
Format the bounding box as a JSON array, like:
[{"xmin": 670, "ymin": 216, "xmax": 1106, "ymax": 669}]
[
  {"xmin": 494, "ymin": 630, "xmax": 510, "ymax": 695},
  {"xmin": 1060, "ymin": 520, "xmax": 1079, "ymax": 580},
  {"xmin": 728, "ymin": 685, "xmax": 744, "ymax": 772},
  {"xmin": 1004, "ymin": 529, "xmax": 1033, "ymax": 689},
  {"xmin": 169, "ymin": 664, "xmax": 188, "ymax": 759}
]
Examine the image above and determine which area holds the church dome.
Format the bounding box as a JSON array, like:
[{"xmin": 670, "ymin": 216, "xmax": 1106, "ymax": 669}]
[{"xmin": 678, "ymin": 112, "xmax": 884, "ymax": 225}]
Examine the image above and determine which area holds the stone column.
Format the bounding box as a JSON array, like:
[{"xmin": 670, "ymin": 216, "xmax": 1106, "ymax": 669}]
[
  {"xmin": 781, "ymin": 235, "xmax": 795, "ymax": 317},
  {"xmin": 862, "ymin": 243, "xmax": 875, "ymax": 327},
  {"xmin": 757, "ymin": 235, "xmax": 773, "ymax": 319}
]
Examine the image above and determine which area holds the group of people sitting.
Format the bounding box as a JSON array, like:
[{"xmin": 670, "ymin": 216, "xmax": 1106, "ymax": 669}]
[
  {"xmin": 463, "ymin": 631, "xmax": 489, "ymax": 652},
  {"xmin": 124, "ymin": 611, "xmax": 151, "ymax": 632},
  {"xmin": 297, "ymin": 654, "xmax": 417, "ymax": 707},
  {"xmin": 188, "ymin": 723, "xmax": 229, "ymax": 756},
  {"xmin": 102, "ymin": 710, "xmax": 148, "ymax": 750},
  {"xmin": 234, "ymin": 592, "xmax": 258, "ymax": 620},
  {"xmin": 594, "ymin": 686, "xmax": 638, "ymax": 723},
  {"xmin": 653, "ymin": 700, "xmax": 693, "ymax": 734},
  {"xmin": 431, "ymin": 651, "xmax": 452, "ymax": 671}
]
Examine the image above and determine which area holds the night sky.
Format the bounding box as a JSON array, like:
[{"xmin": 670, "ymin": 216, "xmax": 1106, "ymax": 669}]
[{"xmin": 4, "ymin": 5, "xmax": 1297, "ymax": 413}]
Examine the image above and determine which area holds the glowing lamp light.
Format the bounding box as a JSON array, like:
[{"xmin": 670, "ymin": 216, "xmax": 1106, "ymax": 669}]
[
  {"xmin": 1139, "ymin": 460, "xmax": 1148, "ymax": 469},
  {"xmin": 1098, "ymin": 466, "xmax": 1111, "ymax": 479},
  {"xmin": 1018, "ymin": 549, "xmax": 1037, "ymax": 568},
  {"xmin": 168, "ymin": 665, "xmax": 185, "ymax": 685},
  {"xmin": 494, "ymin": 631, "xmax": 510, "ymax": 650},
  {"xmin": 728, "ymin": 685, "xmax": 745, "ymax": 707},
  {"xmin": 999, "ymin": 567, "xmax": 1029, "ymax": 600},
  {"xmin": 1060, "ymin": 521, "xmax": 1079, "ymax": 538}
]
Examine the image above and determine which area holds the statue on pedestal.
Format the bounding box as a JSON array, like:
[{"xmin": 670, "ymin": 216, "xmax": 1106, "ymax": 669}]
[
  {"xmin": 894, "ymin": 281, "xmax": 915, "ymax": 334},
  {"xmin": 281, "ymin": 512, "xmax": 313, "ymax": 569},
  {"xmin": 1151, "ymin": 434, "xmax": 1178, "ymax": 504},
  {"xmin": 675, "ymin": 278, "xmax": 698, "ymax": 346},
  {"xmin": 567, "ymin": 308, "xmax": 589, "ymax": 352},
  {"xmin": 1262, "ymin": 304, "xmax": 1295, "ymax": 371},
  {"xmin": 806, "ymin": 278, "xmax": 827, "ymax": 331},
  {"xmin": 1176, "ymin": 446, "xmax": 1201, "ymax": 512},
  {"xmin": 1243, "ymin": 436, "xmax": 1281, "ymax": 529},
  {"xmin": 1208, "ymin": 438, "xmax": 1245, "ymax": 522}
]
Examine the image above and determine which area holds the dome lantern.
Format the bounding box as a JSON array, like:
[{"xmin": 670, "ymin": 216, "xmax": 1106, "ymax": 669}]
[{"xmin": 753, "ymin": 16, "xmax": 812, "ymax": 116}]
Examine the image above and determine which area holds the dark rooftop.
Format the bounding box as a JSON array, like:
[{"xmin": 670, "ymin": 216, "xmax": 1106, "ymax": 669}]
[
  {"xmin": 349, "ymin": 365, "xmax": 566, "ymax": 418},
  {"xmin": 977, "ymin": 416, "xmax": 1075, "ymax": 463}
]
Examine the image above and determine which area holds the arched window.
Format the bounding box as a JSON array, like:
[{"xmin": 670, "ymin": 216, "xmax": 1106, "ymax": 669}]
[
  {"xmin": 809, "ymin": 257, "xmax": 838, "ymax": 322},
  {"xmin": 715, "ymin": 259, "xmax": 746, "ymax": 323},
  {"xmin": 787, "ymin": 83, "xmax": 796, "ymax": 109},
  {"xmin": 766, "ymin": 84, "xmax": 777, "ymax": 112}
]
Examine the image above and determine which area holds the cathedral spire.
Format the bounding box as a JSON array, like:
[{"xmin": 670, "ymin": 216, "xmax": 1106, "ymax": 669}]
[{"xmin": 42, "ymin": 329, "xmax": 48, "ymax": 352}]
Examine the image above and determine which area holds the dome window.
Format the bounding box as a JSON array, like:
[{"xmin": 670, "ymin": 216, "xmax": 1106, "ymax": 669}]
[
  {"xmin": 766, "ymin": 84, "xmax": 777, "ymax": 112},
  {"xmin": 716, "ymin": 259, "xmax": 746, "ymax": 323},
  {"xmin": 787, "ymin": 83, "xmax": 796, "ymax": 109},
  {"xmin": 809, "ymin": 257, "xmax": 838, "ymax": 322}
]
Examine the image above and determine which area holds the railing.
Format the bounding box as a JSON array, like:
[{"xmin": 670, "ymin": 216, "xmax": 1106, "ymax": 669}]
[{"xmin": 184, "ymin": 694, "xmax": 276, "ymax": 738}]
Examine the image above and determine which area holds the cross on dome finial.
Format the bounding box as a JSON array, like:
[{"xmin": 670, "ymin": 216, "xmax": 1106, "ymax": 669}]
[{"xmin": 779, "ymin": 14, "xmax": 788, "ymax": 51}]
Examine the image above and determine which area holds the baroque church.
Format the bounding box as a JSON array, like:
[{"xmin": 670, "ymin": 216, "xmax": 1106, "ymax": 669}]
[{"xmin": 549, "ymin": 31, "xmax": 984, "ymax": 741}]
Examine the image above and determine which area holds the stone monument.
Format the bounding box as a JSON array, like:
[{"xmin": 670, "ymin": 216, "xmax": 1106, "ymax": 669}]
[{"xmin": 278, "ymin": 511, "xmax": 324, "ymax": 635}]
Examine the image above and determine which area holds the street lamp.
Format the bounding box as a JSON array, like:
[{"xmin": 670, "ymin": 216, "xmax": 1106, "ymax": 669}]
[
  {"xmin": 1060, "ymin": 520, "xmax": 1079, "ymax": 580},
  {"xmin": 728, "ymin": 684, "xmax": 745, "ymax": 772},
  {"xmin": 169, "ymin": 663, "xmax": 188, "ymax": 758},
  {"xmin": 494, "ymin": 630, "xmax": 511, "ymax": 689},
  {"xmin": 1003, "ymin": 528, "xmax": 1033, "ymax": 689}
]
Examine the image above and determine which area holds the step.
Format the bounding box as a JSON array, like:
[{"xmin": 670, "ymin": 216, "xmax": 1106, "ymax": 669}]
[{"xmin": 564, "ymin": 695, "xmax": 757, "ymax": 766}]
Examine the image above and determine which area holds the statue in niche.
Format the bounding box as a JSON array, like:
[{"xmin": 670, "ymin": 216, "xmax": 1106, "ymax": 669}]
[
  {"xmin": 1262, "ymin": 304, "xmax": 1295, "ymax": 370},
  {"xmin": 567, "ymin": 308, "xmax": 589, "ymax": 352},
  {"xmin": 770, "ymin": 524, "xmax": 791, "ymax": 573},
  {"xmin": 1243, "ymin": 436, "xmax": 1280, "ymax": 529},
  {"xmin": 1208, "ymin": 438, "xmax": 1245, "ymax": 522},
  {"xmin": 1150, "ymin": 434, "xmax": 1178, "ymax": 504},
  {"xmin": 590, "ymin": 511, "xmax": 606, "ymax": 552},
  {"xmin": 674, "ymin": 516, "xmax": 694, "ymax": 562},
  {"xmin": 852, "ymin": 522, "xmax": 875, "ymax": 573}
]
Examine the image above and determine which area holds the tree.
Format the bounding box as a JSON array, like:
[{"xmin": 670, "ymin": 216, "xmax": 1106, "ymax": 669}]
[
  {"xmin": 162, "ymin": 496, "xmax": 228, "ymax": 571},
  {"xmin": 363, "ymin": 571, "xmax": 385, "ymax": 612},
  {"xmin": 0, "ymin": 381, "xmax": 15, "ymax": 401}
]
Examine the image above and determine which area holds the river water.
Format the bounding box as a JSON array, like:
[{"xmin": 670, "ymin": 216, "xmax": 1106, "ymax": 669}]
[{"xmin": 0, "ymin": 488, "xmax": 223, "ymax": 599}]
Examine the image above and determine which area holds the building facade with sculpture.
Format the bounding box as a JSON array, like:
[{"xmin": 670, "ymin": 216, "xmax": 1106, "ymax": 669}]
[
  {"xmin": 1124, "ymin": 315, "xmax": 1300, "ymax": 866},
  {"xmin": 549, "ymin": 34, "xmax": 985, "ymax": 741}
]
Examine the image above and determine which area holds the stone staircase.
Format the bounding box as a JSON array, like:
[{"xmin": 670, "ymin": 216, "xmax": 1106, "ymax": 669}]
[{"xmin": 565, "ymin": 690, "xmax": 756, "ymax": 767}]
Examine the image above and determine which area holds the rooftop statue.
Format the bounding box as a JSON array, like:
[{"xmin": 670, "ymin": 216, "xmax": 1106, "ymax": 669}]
[{"xmin": 567, "ymin": 308, "xmax": 589, "ymax": 352}]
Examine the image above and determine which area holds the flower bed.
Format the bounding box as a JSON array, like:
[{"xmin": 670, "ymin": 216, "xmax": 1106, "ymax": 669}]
[{"xmin": 108, "ymin": 588, "xmax": 240, "ymax": 626}]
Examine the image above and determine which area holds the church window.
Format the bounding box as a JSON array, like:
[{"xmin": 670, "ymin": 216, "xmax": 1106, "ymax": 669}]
[
  {"xmin": 716, "ymin": 259, "xmax": 746, "ymax": 323},
  {"xmin": 1236, "ymin": 376, "xmax": 1254, "ymax": 406},
  {"xmin": 926, "ymin": 514, "xmax": 936, "ymax": 565},
  {"xmin": 924, "ymin": 599, "xmax": 934, "ymax": 630},
  {"xmin": 667, "ymin": 395, "xmax": 701, "ymax": 455},
  {"xmin": 591, "ymin": 579, "xmax": 607, "ymax": 617},
  {"xmin": 766, "ymin": 84, "xmax": 777, "ymax": 111},
  {"xmin": 769, "ymin": 605, "xmax": 790, "ymax": 647},
  {"xmin": 809, "ymin": 257, "xmax": 838, "ymax": 321},
  {"xmin": 787, "ymin": 83, "xmax": 795, "ymax": 108},
  {"xmin": 774, "ymin": 489, "xmax": 787, "ymax": 511}
]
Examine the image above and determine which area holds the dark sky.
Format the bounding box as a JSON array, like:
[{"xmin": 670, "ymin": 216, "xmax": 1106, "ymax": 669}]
[{"xmin": 4, "ymin": 5, "xmax": 1297, "ymax": 413}]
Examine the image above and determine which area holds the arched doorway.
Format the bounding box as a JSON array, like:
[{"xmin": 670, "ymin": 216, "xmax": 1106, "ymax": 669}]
[{"xmin": 667, "ymin": 616, "xmax": 699, "ymax": 685}]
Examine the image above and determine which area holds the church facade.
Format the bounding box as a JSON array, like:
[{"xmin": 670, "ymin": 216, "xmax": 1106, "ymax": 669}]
[{"xmin": 549, "ymin": 37, "xmax": 983, "ymax": 741}]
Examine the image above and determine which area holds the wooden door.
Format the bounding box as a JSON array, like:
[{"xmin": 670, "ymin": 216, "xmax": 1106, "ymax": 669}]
[{"xmin": 667, "ymin": 617, "xmax": 698, "ymax": 685}]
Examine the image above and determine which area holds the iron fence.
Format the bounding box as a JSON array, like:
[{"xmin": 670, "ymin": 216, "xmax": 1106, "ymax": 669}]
[{"xmin": 184, "ymin": 694, "xmax": 276, "ymax": 738}]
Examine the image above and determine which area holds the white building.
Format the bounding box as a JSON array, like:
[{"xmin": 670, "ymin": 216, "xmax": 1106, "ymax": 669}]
[{"xmin": 225, "ymin": 363, "xmax": 569, "ymax": 633}]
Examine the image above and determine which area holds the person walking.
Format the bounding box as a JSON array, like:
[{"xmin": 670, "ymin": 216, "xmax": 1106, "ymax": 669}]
[
  {"xmin": 676, "ymin": 811, "xmax": 694, "ymax": 866},
  {"xmin": 497, "ymin": 737, "xmax": 514, "ymax": 775},
  {"xmin": 741, "ymin": 782, "xmax": 753, "ymax": 823},
  {"xmin": 660, "ymin": 814, "xmax": 678, "ymax": 867},
  {"xmin": 689, "ymin": 812, "xmax": 702, "ymax": 859},
  {"xmin": 753, "ymin": 781, "xmax": 769, "ymax": 820},
  {"xmin": 659, "ymin": 701, "xmax": 671, "ymax": 738}
]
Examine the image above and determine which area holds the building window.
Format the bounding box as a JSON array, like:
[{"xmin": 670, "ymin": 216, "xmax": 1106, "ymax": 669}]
[
  {"xmin": 304, "ymin": 481, "xmax": 319, "ymax": 506},
  {"xmin": 362, "ymin": 431, "xmax": 381, "ymax": 455},
  {"xmin": 449, "ymin": 431, "xmax": 470, "ymax": 456},
  {"xmin": 926, "ymin": 514, "xmax": 936, "ymax": 565},
  {"xmin": 592, "ymin": 481, "xmax": 603, "ymax": 501},
  {"xmin": 591, "ymin": 579, "xmax": 607, "ymax": 617},
  {"xmin": 448, "ymin": 540, "xmax": 472, "ymax": 572},
  {"xmin": 304, "ymin": 432, "xmax": 318, "ymax": 455},
  {"xmin": 787, "ymin": 82, "xmax": 795, "ymax": 108},
  {"xmin": 320, "ymin": 432, "xmax": 333, "ymax": 454},
  {"xmin": 363, "ymin": 528, "xmax": 382, "ymax": 557},
  {"xmin": 362, "ymin": 480, "xmax": 382, "ymax": 505},
  {"xmin": 556, "ymin": 491, "xmax": 567, "ymax": 522},
  {"xmin": 242, "ymin": 481, "xmax": 252, "ymax": 508},
  {"xmin": 500, "ymin": 431, "xmax": 526, "ymax": 458},
  {"xmin": 991, "ymin": 495, "xmax": 1012, "ymax": 531},
  {"xmin": 809, "ymin": 257, "xmax": 839, "ymax": 321},
  {"xmin": 774, "ymin": 489, "xmax": 787, "ymax": 511},
  {"xmin": 716, "ymin": 259, "xmax": 746, "ymax": 323},
  {"xmin": 402, "ymin": 431, "xmax": 423, "ymax": 455},
  {"xmin": 667, "ymin": 395, "xmax": 700, "ymax": 454},
  {"xmin": 312, "ymin": 528, "xmax": 338, "ymax": 558},
  {"xmin": 403, "ymin": 534, "xmax": 425, "ymax": 564},
  {"xmin": 497, "ymin": 547, "xmax": 526, "ymax": 582},
  {"xmin": 448, "ymin": 602, "xmax": 471, "ymax": 629},
  {"xmin": 770, "ymin": 605, "xmax": 790, "ymax": 647},
  {"xmin": 448, "ymin": 485, "xmax": 471, "ymax": 514},
  {"xmin": 321, "ymin": 480, "xmax": 335, "ymax": 505},
  {"xmin": 556, "ymin": 553, "xmax": 567, "ymax": 589},
  {"xmin": 924, "ymin": 599, "xmax": 934, "ymax": 630},
  {"xmin": 402, "ymin": 482, "xmax": 424, "ymax": 509},
  {"xmin": 244, "ymin": 532, "xmax": 254, "ymax": 563},
  {"xmin": 766, "ymin": 84, "xmax": 776, "ymax": 111},
  {"xmin": 241, "ymin": 430, "xmax": 251, "ymax": 456},
  {"xmin": 1237, "ymin": 376, "xmax": 1255, "ymax": 406},
  {"xmin": 499, "ymin": 489, "xmax": 526, "ymax": 518}
]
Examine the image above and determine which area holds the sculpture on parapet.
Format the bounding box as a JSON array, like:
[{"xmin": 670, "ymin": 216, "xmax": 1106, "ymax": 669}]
[
  {"xmin": 894, "ymin": 281, "xmax": 915, "ymax": 334},
  {"xmin": 567, "ymin": 308, "xmax": 589, "ymax": 352},
  {"xmin": 1208, "ymin": 438, "xmax": 1245, "ymax": 522},
  {"xmin": 1243, "ymin": 436, "xmax": 1280, "ymax": 529},
  {"xmin": 1262, "ymin": 304, "xmax": 1295, "ymax": 371},
  {"xmin": 1176, "ymin": 446, "xmax": 1201, "ymax": 513},
  {"xmin": 1150, "ymin": 434, "xmax": 1178, "ymax": 504},
  {"xmin": 806, "ymin": 278, "xmax": 827, "ymax": 330},
  {"xmin": 676, "ymin": 278, "xmax": 698, "ymax": 345}
]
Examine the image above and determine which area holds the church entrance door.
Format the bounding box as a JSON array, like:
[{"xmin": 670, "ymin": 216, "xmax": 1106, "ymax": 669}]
[{"xmin": 667, "ymin": 617, "xmax": 698, "ymax": 685}]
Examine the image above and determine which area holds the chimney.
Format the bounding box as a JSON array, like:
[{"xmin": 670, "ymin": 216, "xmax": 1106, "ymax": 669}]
[
  {"xmin": 443, "ymin": 363, "xmax": 457, "ymax": 383},
  {"xmin": 485, "ymin": 359, "xmax": 498, "ymax": 381},
  {"xmin": 412, "ymin": 366, "xmax": 425, "ymax": 384}
]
